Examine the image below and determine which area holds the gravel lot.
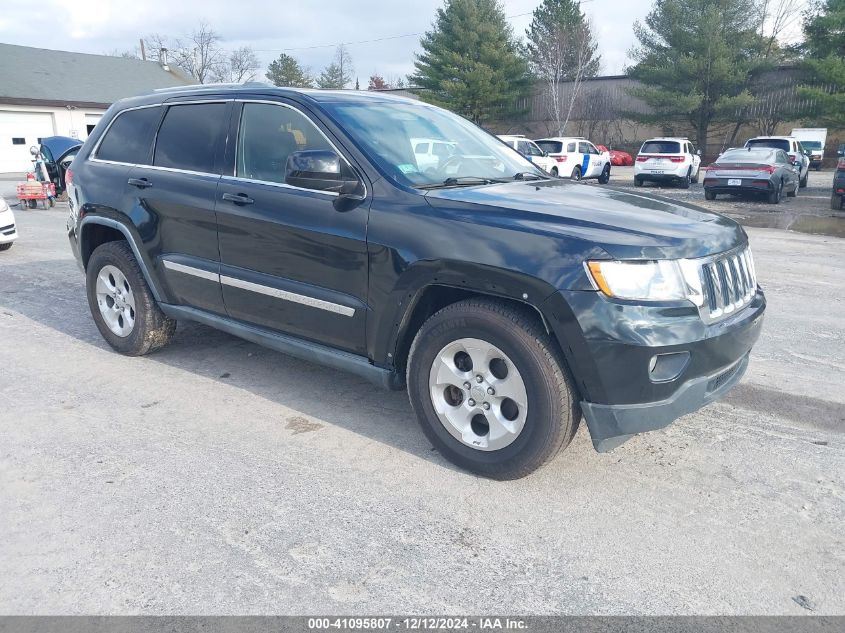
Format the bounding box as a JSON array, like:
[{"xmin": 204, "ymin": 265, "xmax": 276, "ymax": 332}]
[{"xmin": 1, "ymin": 195, "xmax": 843, "ymax": 615}]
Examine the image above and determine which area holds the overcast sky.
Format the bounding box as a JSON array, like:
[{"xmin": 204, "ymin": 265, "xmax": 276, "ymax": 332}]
[{"xmin": 0, "ymin": 0, "xmax": 808, "ymax": 82}]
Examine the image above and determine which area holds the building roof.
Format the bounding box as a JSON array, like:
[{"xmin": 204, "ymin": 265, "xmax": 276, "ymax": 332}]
[{"xmin": 0, "ymin": 43, "xmax": 194, "ymax": 108}]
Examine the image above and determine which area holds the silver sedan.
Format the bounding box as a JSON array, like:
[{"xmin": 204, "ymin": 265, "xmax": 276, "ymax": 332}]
[{"xmin": 702, "ymin": 147, "xmax": 801, "ymax": 204}]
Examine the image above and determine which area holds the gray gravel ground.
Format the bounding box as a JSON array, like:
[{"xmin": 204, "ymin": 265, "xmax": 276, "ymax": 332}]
[{"xmin": 1, "ymin": 199, "xmax": 843, "ymax": 615}]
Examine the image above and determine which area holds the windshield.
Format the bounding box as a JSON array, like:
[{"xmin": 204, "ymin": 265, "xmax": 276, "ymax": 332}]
[
  {"xmin": 641, "ymin": 141, "xmax": 681, "ymax": 154},
  {"xmin": 801, "ymin": 141, "xmax": 823, "ymax": 150},
  {"xmin": 323, "ymin": 101, "xmax": 543, "ymax": 187},
  {"xmin": 747, "ymin": 138, "xmax": 790, "ymax": 152}
]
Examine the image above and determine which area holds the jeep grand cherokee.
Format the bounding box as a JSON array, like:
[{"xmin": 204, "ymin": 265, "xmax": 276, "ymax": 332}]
[{"xmin": 67, "ymin": 85, "xmax": 765, "ymax": 479}]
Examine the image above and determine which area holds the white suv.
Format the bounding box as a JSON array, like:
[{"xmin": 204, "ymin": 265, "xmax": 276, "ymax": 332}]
[
  {"xmin": 0, "ymin": 197, "xmax": 18, "ymax": 251},
  {"xmin": 634, "ymin": 138, "xmax": 702, "ymax": 188},
  {"xmin": 498, "ymin": 135, "xmax": 558, "ymax": 174},
  {"xmin": 534, "ymin": 137, "xmax": 611, "ymax": 182}
]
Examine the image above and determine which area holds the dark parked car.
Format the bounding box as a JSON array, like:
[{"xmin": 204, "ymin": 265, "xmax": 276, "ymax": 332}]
[
  {"xmin": 703, "ymin": 147, "xmax": 801, "ymax": 204},
  {"xmin": 37, "ymin": 136, "xmax": 82, "ymax": 195},
  {"xmin": 833, "ymin": 158, "xmax": 845, "ymax": 210},
  {"xmin": 66, "ymin": 85, "xmax": 765, "ymax": 479}
]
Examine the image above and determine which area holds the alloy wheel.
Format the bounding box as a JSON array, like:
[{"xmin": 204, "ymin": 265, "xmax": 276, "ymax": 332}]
[
  {"xmin": 95, "ymin": 264, "xmax": 136, "ymax": 337},
  {"xmin": 428, "ymin": 337, "xmax": 528, "ymax": 451}
]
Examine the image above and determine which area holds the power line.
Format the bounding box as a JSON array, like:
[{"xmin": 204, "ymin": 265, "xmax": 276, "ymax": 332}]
[{"xmin": 252, "ymin": 4, "xmax": 593, "ymax": 54}]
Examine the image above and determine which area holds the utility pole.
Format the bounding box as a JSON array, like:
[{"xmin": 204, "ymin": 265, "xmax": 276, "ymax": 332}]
[{"xmin": 139, "ymin": 38, "xmax": 146, "ymax": 61}]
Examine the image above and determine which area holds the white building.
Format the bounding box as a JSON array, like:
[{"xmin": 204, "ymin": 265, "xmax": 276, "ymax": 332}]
[{"xmin": 0, "ymin": 43, "xmax": 192, "ymax": 174}]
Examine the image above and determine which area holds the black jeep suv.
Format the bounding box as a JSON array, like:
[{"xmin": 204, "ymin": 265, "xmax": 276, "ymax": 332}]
[{"xmin": 67, "ymin": 85, "xmax": 765, "ymax": 479}]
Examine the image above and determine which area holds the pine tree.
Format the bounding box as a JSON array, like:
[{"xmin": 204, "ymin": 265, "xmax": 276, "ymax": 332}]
[
  {"xmin": 318, "ymin": 45, "xmax": 354, "ymax": 89},
  {"xmin": 798, "ymin": 0, "xmax": 845, "ymax": 128},
  {"xmin": 411, "ymin": 0, "xmax": 530, "ymax": 124},
  {"xmin": 265, "ymin": 54, "xmax": 312, "ymax": 88},
  {"xmin": 627, "ymin": 0, "xmax": 764, "ymax": 154}
]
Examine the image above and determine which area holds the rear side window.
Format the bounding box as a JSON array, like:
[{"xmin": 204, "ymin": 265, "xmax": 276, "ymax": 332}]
[
  {"xmin": 536, "ymin": 141, "xmax": 562, "ymax": 154},
  {"xmin": 641, "ymin": 141, "xmax": 681, "ymax": 154},
  {"xmin": 567, "ymin": 142, "xmax": 576, "ymax": 152},
  {"xmin": 746, "ymin": 138, "xmax": 789, "ymax": 153},
  {"xmin": 414, "ymin": 142, "xmax": 429, "ymax": 153},
  {"xmin": 154, "ymin": 103, "xmax": 227, "ymax": 173},
  {"xmin": 96, "ymin": 107, "xmax": 161, "ymax": 164}
]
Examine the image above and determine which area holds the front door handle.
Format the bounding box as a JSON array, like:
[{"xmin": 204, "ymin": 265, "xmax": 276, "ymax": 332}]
[
  {"xmin": 221, "ymin": 192, "xmax": 254, "ymax": 205},
  {"xmin": 127, "ymin": 178, "xmax": 152, "ymax": 188}
]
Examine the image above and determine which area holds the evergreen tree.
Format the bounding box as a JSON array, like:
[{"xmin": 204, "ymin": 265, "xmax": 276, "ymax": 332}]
[
  {"xmin": 798, "ymin": 0, "xmax": 845, "ymax": 127},
  {"xmin": 318, "ymin": 45, "xmax": 354, "ymax": 89},
  {"xmin": 627, "ymin": 0, "xmax": 765, "ymax": 154},
  {"xmin": 265, "ymin": 54, "xmax": 312, "ymax": 88},
  {"xmin": 411, "ymin": 0, "xmax": 530, "ymax": 124}
]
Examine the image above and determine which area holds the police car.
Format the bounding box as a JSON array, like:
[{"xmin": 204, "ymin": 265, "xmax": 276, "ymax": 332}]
[
  {"xmin": 497, "ymin": 135, "xmax": 558, "ymax": 174},
  {"xmin": 534, "ymin": 137, "xmax": 611, "ymax": 182}
]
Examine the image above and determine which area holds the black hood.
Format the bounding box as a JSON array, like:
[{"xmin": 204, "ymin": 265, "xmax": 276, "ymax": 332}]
[{"xmin": 425, "ymin": 178, "xmax": 746, "ymax": 260}]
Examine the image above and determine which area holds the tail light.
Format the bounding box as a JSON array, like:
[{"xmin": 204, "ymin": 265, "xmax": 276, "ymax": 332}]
[
  {"xmin": 669, "ymin": 156, "xmax": 685, "ymax": 163},
  {"xmin": 65, "ymin": 168, "xmax": 74, "ymax": 187},
  {"xmin": 636, "ymin": 155, "xmax": 649, "ymax": 162},
  {"xmin": 555, "ymin": 155, "xmax": 567, "ymax": 162}
]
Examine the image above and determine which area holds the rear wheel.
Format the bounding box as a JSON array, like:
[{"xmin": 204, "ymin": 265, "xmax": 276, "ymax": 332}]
[
  {"xmin": 407, "ymin": 298, "xmax": 579, "ymax": 480},
  {"xmin": 705, "ymin": 189, "xmax": 716, "ymax": 201},
  {"xmin": 597, "ymin": 164, "xmax": 610, "ymax": 184},
  {"xmin": 833, "ymin": 194, "xmax": 843, "ymax": 211},
  {"xmin": 767, "ymin": 179, "xmax": 784, "ymax": 204},
  {"xmin": 634, "ymin": 176, "xmax": 643, "ymax": 187},
  {"xmin": 570, "ymin": 166, "xmax": 582, "ymax": 181},
  {"xmin": 86, "ymin": 241, "xmax": 176, "ymax": 356},
  {"xmin": 679, "ymin": 169, "xmax": 691, "ymax": 189},
  {"xmin": 550, "ymin": 166, "xmax": 559, "ymax": 177}
]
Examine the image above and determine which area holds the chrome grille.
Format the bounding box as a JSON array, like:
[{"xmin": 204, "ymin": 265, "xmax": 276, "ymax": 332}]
[{"xmin": 697, "ymin": 247, "xmax": 756, "ymax": 322}]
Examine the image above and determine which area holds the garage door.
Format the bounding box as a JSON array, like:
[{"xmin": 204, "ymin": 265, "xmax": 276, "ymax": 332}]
[{"xmin": 0, "ymin": 111, "xmax": 55, "ymax": 173}]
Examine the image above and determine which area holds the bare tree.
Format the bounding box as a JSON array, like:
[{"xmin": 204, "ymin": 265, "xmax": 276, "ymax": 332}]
[
  {"xmin": 223, "ymin": 46, "xmax": 260, "ymax": 83},
  {"xmin": 758, "ymin": 0, "xmax": 803, "ymax": 56},
  {"xmin": 559, "ymin": 21, "xmax": 596, "ymax": 135}
]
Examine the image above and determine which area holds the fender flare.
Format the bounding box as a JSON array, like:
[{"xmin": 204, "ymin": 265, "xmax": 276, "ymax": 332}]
[{"xmin": 78, "ymin": 215, "xmax": 164, "ymax": 302}]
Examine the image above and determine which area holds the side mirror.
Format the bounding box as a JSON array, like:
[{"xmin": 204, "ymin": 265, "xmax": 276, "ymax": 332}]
[
  {"xmin": 792, "ymin": 160, "xmax": 802, "ymax": 167},
  {"xmin": 285, "ymin": 150, "xmax": 359, "ymax": 195}
]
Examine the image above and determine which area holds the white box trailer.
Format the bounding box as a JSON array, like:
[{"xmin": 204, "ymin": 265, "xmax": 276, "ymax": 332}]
[{"xmin": 791, "ymin": 128, "xmax": 828, "ymax": 170}]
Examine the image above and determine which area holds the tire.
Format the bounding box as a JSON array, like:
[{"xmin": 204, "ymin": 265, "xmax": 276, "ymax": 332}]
[
  {"xmin": 0, "ymin": 242, "xmax": 12, "ymax": 251},
  {"xmin": 598, "ymin": 164, "xmax": 610, "ymax": 184},
  {"xmin": 550, "ymin": 167, "xmax": 559, "ymax": 177},
  {"xmin": 767, "ymin": 180, "xmax": 783, "ymax": 204},
  {"xmin": 691, "ymin": 166, "xmax": 699, "ymax": 184},
  {"xmin": 679, "ymin": 169, "xmax": 691, "ymax": 189},
  {"xmin": 28, "ymin": 199, "xmax": 37, "ymax": 209},
  {"xmin": 787, "ymin": 179, "xmax": 798, "ymax": 197},
  {"xmin": 705, "ymin": 189, "xmax": 716, "ymax": 201},
  {"xmin": 634, "ymin": 176, "xmax": 643, "ymax": 187},
  {"xmin": 833, "ymin": 194, "xmax": 843, "ymax": 211},
  {"xmin": 570, "ymin": 166, "xmax": 582, "ymax": 181},
  {"xmin": 407, "ymin": 298, "xmax": 579, "ymax": 480},
  {"xmin": 799, "ymin": 171, "xmax": 808, "ymax": 188},
  {"xmin": 86, "ymin": 241, "xmax": 176, "ymax": 356}
]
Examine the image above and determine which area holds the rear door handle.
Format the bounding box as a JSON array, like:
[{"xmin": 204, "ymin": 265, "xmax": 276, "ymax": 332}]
[
  {"xmin": 221, "ymin": 192, "xmax": 254, "ymax": 205},
  {"xmin": 127, "ymin": 178, "xmax": 152, "ymax": 188}
]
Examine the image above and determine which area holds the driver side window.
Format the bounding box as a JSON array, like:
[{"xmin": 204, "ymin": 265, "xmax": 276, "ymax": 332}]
[{"xmin": 237, "ymin": 102, "xmax": 333, "ymax": 185}]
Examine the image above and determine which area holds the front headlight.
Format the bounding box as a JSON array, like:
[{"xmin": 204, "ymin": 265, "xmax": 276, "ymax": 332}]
[
  {"xmin": 586, "ymin": 260, "xmax": 694, "ymax": 302},
  {"xmin": 0, "ymin": 197, "xmax": 8, "ymax": 212}
]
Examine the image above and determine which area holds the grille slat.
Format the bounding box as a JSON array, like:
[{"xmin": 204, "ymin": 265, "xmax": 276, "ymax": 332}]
[{"xmin": 698, "ymin": 247, "xmax": 756, "ymax": 323}]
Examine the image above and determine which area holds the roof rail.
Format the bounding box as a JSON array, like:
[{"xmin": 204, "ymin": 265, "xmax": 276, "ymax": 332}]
[{"xmin": 153, "ymin": 81, "xmax": 275, "ymax": 93}]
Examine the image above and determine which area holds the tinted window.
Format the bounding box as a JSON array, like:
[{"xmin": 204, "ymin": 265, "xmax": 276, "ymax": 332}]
[
  {"xmin": 746, "ymin": 138, "xmax": 790, "ymax": 153},
  {"xmin": 641, "ymin": 141, "xmax": 681, "ymax": 154},
  {"xmin": 237, "ymin": 103, "xmax": 333, "ymax": 185},
  {"xmin": 526, "ymin": 141, "xmax": 543, "ymax": 156},
  {"xmin": 517, "ymin": 140, "xmax": 531, "ymax": 154},
  {"xmin": 96, "ymin": 107, "xmax": 161, "ymax": 164},
  {"xmin": 802, "ymin": 141, "xmax": 822, "ymax": 150},
  {"xmin": 414, "ymin": 142, "xmax": 429, "ymax": 153},
  {"xmin": 154, "ymin": 103, "xmax": 227, "ymax": 173},
  {"xmin": 567, "ymin": 142, "xmax": 577, "ymax": 152},
  {"xmin": 536, "ymin": 141, "xmax": 562, "ymax": 154}
]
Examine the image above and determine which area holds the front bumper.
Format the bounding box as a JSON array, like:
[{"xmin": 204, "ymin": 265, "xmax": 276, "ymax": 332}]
[
  {"xmin": 0, "ymin": 211, "xmax": 17, "ymax": 244},
  {"xmin": 542, "ymin": 288, "xmax": 765, "ymax": 451}
]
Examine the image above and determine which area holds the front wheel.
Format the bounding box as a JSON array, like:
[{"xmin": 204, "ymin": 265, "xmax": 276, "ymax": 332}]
[
  {"xmin": 598, "ymin": 164, "xmax": 611, "ymax": 184},
  {"xmin": 799, "ymin": 171, "xmax": 808, "ymax": 188},
  {"xmin": 407, "ymin": 299, "xmax": 579, "ymax": 480},
  {"xmin": 787, "ymin": 179, "xmax": 799, "ymax": 197},
  {"xmin": 570, "ymin": 166, "xmax": 582, "ymax": 181},
  {"xmin": 86, "ymin": 241, "xmax": 176, "ymax": 356},
  {"xmin": 833, "ymin": 194, "xmax": 843, "ymax": 210},
  {"xmin": 679, "ymin": 169, "xmax": 691, "ymax": 189},
  {"xmin": 691, "ymin": 166, "xmax": 700, "ymax": 184}
]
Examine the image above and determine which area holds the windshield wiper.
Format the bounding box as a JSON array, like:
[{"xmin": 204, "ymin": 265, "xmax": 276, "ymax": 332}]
[
  {"xmin": 418, "ymin": 176, "xmax": 507, "ymax": 190},
  {"xmin": 512, "ymin": 171, "xmax": 545, "ymax": 181}
]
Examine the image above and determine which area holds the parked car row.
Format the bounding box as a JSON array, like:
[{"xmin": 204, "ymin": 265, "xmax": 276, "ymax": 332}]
[{"xmin": 498, "ymin": 134, "xmax": 613, "ymax": 183}]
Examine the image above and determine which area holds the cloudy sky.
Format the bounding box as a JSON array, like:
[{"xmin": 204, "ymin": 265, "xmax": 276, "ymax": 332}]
[{"xmin": 0, "ymin": 0, "xmax": 808, "ymax": 82}]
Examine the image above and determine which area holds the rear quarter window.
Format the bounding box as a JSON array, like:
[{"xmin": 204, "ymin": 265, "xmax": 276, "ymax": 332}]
[
  {"xmin": 153, "ymin": 103, "xmax": 228, "ymax": 173},
  {"xmin": 96, "ymin": 106, "xmax": 162, "ymax": 164},
  {"xmin": 536, "ymin": 141, "xmax": 562, "ymax": 154}
]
